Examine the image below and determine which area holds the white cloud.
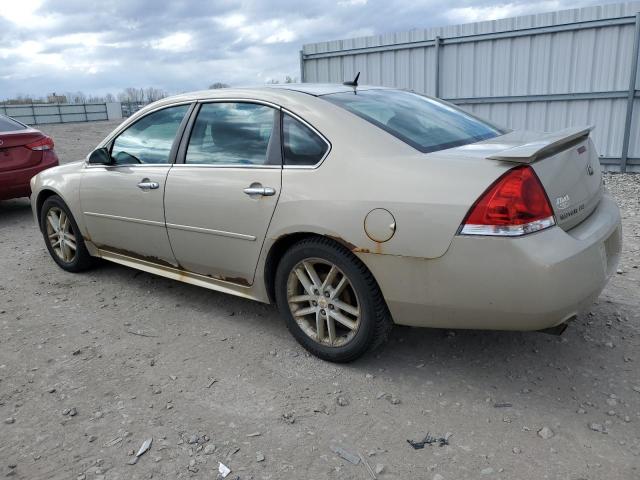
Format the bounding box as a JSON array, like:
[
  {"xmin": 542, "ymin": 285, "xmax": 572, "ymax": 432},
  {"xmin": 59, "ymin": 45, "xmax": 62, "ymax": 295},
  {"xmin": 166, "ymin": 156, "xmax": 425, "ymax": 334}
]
[
  {"xmin": 265, "ymin": 28, "xmax": 296, "ymax": 44},
  {"xmin": 215, "ymin": 13, "xmax": 247, "ymax": 29},
  {"xmin": 151, "ymin": 32, "xmax": 193, "ymax": 52},
  {"xmin": 48, "ymin": 32, "xmax": 102, "ymax": 48},
  {"xmin": 446, "ymin": 2, "xmax": 562, "ymax": 23},
  {"xmin": 338, "ymin": 0, "xmax": 369, "ymax": 5},
  {"xmin": 0, "ymin": 0, "xmax": 43, "ymax": 24}
]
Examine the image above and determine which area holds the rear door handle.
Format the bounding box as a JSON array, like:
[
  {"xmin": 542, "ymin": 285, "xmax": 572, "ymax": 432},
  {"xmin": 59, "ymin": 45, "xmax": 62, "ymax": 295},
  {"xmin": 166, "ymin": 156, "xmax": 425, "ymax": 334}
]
[
  {"xmin": 243, "ymin": 185, "xmax": 276, "ymax": 197},
  {"xmin": 137, "ymin": 179, "xmax": 159, "ymax": 190}
]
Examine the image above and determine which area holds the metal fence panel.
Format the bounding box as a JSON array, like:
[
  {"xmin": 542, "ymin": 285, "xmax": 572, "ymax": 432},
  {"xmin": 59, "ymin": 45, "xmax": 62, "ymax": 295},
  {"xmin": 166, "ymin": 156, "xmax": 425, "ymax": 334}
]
[
  {"xmin": 302, "ymin": 1, "xmax": 640, "ymax": 172},
  {"xmin": 0, "ymin": 103, "xmax": 110, "ymax": 124}
]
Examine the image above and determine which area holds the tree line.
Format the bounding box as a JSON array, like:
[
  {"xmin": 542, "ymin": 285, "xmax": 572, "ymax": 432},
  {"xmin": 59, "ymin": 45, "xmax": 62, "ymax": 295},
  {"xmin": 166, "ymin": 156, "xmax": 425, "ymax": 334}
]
[
  {"xmin": 1, "ymin": 87, "xmax": 170, "ymax": 105},
  {"xmin": 1, "ymin": 76, "xmax": 298, "ymax": 105}
]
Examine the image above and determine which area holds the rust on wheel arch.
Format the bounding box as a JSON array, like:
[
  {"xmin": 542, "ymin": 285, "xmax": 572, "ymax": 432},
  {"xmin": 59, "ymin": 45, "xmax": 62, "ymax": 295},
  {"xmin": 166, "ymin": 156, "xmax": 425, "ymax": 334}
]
[
  {"xmin": 326, "ymin": 235, "xmax": 358, "ymax": 251},
  {"xmin": 265, "ymin": 232, "xmax": 386, "ymax": 303}
]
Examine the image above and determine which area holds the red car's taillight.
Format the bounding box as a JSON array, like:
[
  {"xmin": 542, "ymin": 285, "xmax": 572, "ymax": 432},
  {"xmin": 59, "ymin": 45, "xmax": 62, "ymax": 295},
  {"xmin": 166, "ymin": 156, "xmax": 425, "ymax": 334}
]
[
  {"xmin": 459, "ymin": 165, "xmax": 555, "ymax": 236},
  {"xmin": 25, "ymin": 136, "xmax": 54, "ymax": 151}
]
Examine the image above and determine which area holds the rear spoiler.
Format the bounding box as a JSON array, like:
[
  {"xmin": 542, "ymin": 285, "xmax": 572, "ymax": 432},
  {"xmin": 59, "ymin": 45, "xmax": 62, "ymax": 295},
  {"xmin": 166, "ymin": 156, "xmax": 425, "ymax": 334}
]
[{"xmin": 486, "ymin": 126, "xmax": 593, "ymax": 164}]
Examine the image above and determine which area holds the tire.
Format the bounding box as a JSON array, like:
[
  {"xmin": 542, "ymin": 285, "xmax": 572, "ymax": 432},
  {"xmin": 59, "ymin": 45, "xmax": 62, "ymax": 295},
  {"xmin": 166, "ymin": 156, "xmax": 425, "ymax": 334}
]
[
  {"xmin": 274, "ymin": 237, "xmax": 392, "ymax": 362},
  {"xmin": 40, "ymin": 195, "xmax": 95, "ymax": 272}
]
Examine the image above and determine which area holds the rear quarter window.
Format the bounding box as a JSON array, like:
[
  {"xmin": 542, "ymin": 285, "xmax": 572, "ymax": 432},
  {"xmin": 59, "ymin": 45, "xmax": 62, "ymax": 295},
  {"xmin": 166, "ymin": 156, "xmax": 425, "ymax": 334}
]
[{"xmin": 282, "ymin": 114, "xmax": 328, "ymax": 166}]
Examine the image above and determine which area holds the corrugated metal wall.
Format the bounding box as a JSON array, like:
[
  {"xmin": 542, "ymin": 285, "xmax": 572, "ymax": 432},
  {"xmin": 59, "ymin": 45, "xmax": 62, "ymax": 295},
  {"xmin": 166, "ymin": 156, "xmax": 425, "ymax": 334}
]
[{"xmin": 302, "ymin": 2, "xmax": 640, "ymax": 172}]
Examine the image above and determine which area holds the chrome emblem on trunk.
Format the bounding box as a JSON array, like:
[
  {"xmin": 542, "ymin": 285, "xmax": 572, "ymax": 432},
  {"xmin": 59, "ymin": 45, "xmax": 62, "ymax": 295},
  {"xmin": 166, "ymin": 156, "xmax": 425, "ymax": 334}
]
[
  {"xmin": 586, "ymin": 163, "xmax": 594, "ymax": 176},
  {"xmin": 556, "ymin": 195, "xmax": 571, "ymax": 210},
  {"xmin": 0, "ymin": 139, "xmax": 3, "ymax": 146}
]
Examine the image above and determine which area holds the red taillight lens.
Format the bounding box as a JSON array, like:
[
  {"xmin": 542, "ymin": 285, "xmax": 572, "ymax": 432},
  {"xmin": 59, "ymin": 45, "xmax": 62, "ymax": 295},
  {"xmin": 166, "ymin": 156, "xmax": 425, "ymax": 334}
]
[
  {"xmin": 460, "ymin": 165, "xmax": 555, "ymax": 236},
  {"xmin": 25, "ymin": 136, "xmax": 54, "ymax": 151}
]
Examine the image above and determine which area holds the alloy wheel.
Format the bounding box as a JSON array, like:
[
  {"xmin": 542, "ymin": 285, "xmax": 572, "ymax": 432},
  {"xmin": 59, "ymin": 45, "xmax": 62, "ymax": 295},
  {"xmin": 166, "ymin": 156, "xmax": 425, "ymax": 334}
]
[
  {"xmin": 286, "ymin": 258, "xmax": 361, "ymax": 347},
  {"xmin": 45, "ymin": 207, "xmax": 77, "ymax": 263}
]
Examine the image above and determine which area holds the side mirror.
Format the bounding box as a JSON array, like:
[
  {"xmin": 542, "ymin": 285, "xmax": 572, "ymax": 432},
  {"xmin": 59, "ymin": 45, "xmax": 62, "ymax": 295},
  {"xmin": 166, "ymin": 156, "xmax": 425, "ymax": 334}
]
[{"xmin": 88, "ymin": 147, "xmax": 113, "ymax": 165}]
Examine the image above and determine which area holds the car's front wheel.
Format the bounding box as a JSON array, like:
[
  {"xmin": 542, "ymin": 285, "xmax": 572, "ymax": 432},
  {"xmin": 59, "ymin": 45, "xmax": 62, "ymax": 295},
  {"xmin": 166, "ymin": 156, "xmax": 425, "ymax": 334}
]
[
  {"xmin": 275, "ymin": 237, "xmax": 392, "ymax": 362},
  {"xmin": 40, "ymin": 195, "xmax": 95, "ymax": 272}
]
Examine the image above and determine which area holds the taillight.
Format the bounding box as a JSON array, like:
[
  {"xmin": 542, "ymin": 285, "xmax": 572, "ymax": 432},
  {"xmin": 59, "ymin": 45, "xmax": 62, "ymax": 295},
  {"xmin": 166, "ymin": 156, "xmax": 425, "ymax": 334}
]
[
  {"xmin": 25, "ymin": 136, "xmax": 54, "ymax": 151},
  {"xmin": 459, "ymin": 165, "xmax": 555, "ymax": 236}
]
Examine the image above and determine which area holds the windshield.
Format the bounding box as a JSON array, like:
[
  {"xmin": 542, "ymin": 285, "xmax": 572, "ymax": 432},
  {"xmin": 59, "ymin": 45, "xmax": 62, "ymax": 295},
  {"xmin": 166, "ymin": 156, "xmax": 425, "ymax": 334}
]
[{"xmin": 322, "ymin": 89, "xmax": 505, "ymax": 153}]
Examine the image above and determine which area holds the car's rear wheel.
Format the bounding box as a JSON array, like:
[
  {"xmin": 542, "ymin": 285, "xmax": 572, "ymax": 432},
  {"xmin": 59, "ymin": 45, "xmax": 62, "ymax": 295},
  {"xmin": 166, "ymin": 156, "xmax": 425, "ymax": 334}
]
[
  {"xmin": 40, "ymin": 195, "xmax": 95, "ymax": 272},
  {"xmin": 275, "ymin": 237, "xmax": 392, "ymax": 362}
]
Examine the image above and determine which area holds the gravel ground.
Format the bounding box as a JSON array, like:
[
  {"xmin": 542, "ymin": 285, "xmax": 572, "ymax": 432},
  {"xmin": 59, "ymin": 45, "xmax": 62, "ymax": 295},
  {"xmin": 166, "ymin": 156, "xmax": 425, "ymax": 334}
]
[{"xmin": 0, "ymin": 120, "xmax": 639, "ymax": 480}]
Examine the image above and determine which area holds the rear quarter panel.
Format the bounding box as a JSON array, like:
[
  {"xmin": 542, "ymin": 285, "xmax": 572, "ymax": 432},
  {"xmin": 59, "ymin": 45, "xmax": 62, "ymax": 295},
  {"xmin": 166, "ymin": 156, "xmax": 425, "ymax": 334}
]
[{"xmin": 266, "ymin": 96, "xmax": 511, "ymax": 260}]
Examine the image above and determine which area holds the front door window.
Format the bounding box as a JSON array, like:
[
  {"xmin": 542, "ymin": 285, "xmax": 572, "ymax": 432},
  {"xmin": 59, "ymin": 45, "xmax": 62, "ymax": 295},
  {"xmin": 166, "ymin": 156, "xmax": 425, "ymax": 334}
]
[{"xmin": 111, "ymin": 104, "xmax": 189, "ymax": 164}]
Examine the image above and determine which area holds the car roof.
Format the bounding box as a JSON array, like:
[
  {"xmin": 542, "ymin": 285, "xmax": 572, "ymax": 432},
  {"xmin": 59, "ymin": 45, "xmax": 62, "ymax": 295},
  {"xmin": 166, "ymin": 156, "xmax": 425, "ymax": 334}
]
[
  {"xmin": 162, "ymin": 83, "xmax": 389, "ymax": 104},
  {"xmin": 262, "ymin": 83, "xmax": 389, "ymax": 96}
]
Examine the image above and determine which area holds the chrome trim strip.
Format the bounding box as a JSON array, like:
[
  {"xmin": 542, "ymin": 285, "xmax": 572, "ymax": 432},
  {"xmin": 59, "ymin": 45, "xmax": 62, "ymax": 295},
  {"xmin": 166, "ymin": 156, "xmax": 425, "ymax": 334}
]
[
  {"xmin": 197, "ymin": 98, "xmax": 281, "ymax": 110},
  {"xmin": 170, "ymin": 164, "xmax": 281, "ymax": 170},
  {"xmin": 84, "ymin": 163, "xmax": 172, "ymax": 169},
  {"xmin": 84, "ymin": 211, "xmax": 165, "ymax": 227},
  {"xmin": 84, "ymin": 212, "xmax": 257, "ymax": 241},
  {"xmin": 166, "ymin": 222, "xmax": 256, "ymax": 241}
]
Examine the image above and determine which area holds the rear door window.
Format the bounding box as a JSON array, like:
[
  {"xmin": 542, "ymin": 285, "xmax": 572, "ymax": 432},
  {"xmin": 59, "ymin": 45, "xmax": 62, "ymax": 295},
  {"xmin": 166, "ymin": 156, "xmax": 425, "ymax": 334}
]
[
  {"xmin": 282, "ymin": 114, "xmax": 328, "ymax": 166},
  {"xmin": 185, "ymin": 102, "xmax": 277, "ymax": 166},
  {"xmin": 323, "ymin": 89, "xmax": 504, "ymax": 153}
]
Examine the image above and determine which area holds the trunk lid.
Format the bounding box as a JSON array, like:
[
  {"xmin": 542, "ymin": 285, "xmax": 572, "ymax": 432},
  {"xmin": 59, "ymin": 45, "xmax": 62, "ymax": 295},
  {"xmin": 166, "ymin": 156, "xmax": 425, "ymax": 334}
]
[
  {"xmin": 530, "ymin": 135, "xmax": 602, "ymax": 231},
  {"xmin": 0, "ymin": 129, "xmax": 45, "ymax": 172},
  {"xmin": 441, "ymin": 126, "xmax": 602, "ymax": 231}
]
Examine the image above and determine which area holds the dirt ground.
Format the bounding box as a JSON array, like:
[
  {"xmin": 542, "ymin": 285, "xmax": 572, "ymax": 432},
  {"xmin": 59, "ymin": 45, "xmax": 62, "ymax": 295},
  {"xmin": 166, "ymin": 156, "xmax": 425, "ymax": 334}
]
[{"xmin": 1, "ymin": 120, "xmax": 639, "ymax": 480}]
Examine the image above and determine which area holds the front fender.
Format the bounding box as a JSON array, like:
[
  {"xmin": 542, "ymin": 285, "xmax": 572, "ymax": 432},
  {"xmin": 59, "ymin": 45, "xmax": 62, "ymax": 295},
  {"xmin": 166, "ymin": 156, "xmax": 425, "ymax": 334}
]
[{"xmin": 30, "ymin": 161, "xmax": 85, "ymax": 235}]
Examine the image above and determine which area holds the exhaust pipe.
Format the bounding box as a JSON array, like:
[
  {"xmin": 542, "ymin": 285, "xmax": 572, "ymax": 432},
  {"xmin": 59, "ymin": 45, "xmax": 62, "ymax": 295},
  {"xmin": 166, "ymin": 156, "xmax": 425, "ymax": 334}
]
[{"xmin": 537, "ymin": 316, "xmax": 575, "ymax": 336}]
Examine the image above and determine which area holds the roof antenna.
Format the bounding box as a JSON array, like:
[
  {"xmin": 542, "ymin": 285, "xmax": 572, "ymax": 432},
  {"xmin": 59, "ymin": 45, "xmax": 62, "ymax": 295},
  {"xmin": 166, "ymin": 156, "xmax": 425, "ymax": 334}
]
[{"xmin": 343, "ymin": 72, "xmax": 360, "ymax": 92}]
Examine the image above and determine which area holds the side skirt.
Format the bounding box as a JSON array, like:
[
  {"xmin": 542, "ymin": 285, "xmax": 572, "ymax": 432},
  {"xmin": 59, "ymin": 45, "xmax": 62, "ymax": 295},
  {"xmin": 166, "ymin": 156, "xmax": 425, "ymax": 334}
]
[{"xmin": 97, "ymin": 249, "xmax": 266, "ymax": 303}]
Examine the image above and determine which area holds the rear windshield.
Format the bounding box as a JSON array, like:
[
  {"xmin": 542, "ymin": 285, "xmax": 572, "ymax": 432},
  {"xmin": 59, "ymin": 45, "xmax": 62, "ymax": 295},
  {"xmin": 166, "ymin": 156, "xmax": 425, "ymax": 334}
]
[
  {"xmin": 322, "ymin": 89, "xmax": 504, "ymax": 153},
  {"xmin": 0, "ymin": 115, "xmax": 27, "ymax": 133}
]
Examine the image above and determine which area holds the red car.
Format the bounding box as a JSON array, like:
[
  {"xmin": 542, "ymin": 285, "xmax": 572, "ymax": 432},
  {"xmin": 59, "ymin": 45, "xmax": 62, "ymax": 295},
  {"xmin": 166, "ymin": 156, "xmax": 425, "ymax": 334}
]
[{"xmin": 0, "ymin": 114, "xmax": 59, "ymax": 201}]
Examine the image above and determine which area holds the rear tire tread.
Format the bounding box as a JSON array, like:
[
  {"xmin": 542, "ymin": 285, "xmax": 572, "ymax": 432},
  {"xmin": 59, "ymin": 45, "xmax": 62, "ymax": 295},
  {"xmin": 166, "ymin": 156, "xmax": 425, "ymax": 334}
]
[{"xmin": 275, "ymin": 236, "xmax": 393, "ymax": 362}]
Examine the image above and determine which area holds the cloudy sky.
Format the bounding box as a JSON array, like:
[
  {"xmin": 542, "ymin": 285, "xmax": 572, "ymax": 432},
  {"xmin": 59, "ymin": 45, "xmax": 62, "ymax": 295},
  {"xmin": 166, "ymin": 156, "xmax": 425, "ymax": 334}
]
[{"xmin": 0, "ymin": 0, "xmax": 607, "ymax": 99}]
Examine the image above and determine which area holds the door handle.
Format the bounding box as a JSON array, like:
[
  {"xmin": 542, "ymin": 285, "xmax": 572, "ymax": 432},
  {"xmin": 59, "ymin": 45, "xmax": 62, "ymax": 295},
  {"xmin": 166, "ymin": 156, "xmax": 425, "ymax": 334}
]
[
  {"xmin": 137, "ymin": 179, "xmax": 159, "ymax": 190},
  {"xmin": 243, "ymin": 185, "xmax": 276, "ymax": 197}
]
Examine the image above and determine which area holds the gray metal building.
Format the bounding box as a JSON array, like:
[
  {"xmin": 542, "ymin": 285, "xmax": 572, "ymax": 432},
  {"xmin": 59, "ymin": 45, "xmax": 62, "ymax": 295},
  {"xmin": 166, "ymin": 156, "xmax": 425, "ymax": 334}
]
[{"xmin": 301, "ymin": 2, "xmax": 640, "ymax": 172}]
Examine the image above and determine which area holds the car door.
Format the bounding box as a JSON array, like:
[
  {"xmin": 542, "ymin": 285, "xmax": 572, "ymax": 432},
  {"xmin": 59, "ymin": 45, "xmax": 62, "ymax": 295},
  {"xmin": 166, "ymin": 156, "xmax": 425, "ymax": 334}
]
[
  {"xmin": 164, "ymin": 101, "xmax": 282, "ymax": 285},
  {"xmin": 80, "ymin": 103, "xmax": 192, "ymax": 266}
]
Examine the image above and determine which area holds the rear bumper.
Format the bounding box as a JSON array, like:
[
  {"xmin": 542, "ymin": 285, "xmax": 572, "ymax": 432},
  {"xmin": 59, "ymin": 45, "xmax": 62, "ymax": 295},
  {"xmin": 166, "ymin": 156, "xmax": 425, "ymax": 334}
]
[
  {"xmin": 360, "ymin": 193, "xmax": 622, "ymax": 330},
  {"xmin": 0, "ymin": 151, "xmax": 59, "ymax": 200}
]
